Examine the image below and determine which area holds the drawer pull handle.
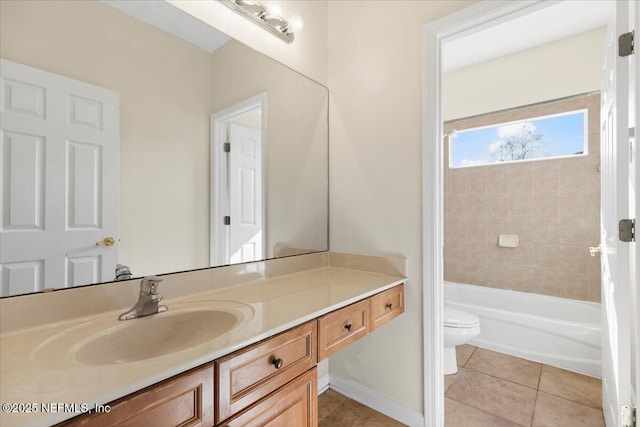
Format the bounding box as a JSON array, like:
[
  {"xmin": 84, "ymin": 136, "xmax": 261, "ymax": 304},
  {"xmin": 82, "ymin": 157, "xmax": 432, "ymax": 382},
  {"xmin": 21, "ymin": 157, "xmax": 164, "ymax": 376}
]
[
  {"xmin": 386, "ymin": 303, "xmax": 393, "ymax": 309},
  {"xmin": 272, "ymin": 358, "xmax": 284, "ymax": 369},
  {"xmin": 344, "ymin": 323, "xmax": 353, "ymax": 332}
]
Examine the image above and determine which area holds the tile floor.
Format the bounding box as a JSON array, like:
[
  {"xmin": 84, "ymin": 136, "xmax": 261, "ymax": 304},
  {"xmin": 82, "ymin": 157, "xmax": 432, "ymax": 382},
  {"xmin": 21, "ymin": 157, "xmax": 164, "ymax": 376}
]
[
  {"xmin": 445, "ymin": 345, "xmax": 605, "ymax": 427},
  {"xmin": 317, "ymin": 345, "xmax": 605, "ymax": 427},
  {"xmin": 318, "ymin": 388, "xmax": 404, "ymax": 426}
]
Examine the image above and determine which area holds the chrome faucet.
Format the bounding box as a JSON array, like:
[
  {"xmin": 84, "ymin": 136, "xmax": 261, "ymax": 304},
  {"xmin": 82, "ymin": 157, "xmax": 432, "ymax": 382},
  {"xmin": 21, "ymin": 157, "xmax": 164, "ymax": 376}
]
[
  {"xmin": 115, "ymin": 264, "xmax": 133, "ymax": 281},
  {"xmin": 118, "ymin": 276, "xmax": 168, "ymax": 320}
]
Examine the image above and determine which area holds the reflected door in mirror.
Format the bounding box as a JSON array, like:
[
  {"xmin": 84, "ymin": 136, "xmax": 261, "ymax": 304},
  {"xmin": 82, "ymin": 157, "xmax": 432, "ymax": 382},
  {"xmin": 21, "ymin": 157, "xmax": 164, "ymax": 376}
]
[
  {"xmin": 228, "ymin": 122, "xmax": 263, "ymax": 264},
  {"xmin": 0, "ymin": 60, "xmax": 120, "ymax": 296}
]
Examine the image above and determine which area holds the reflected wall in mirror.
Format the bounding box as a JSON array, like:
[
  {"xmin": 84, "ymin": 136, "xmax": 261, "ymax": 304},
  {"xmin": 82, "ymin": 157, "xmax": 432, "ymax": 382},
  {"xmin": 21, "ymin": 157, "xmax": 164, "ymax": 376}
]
[{"xmin": 0, "ymin": 0, "xmax": 328, "ymax": 297}]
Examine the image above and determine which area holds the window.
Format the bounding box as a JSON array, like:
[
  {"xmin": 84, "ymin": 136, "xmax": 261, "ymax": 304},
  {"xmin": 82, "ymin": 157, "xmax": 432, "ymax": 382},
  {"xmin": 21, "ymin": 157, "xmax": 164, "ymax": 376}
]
[{"xmin": 449, "ymin": 110, "xmax": 587, "ymax": 168}]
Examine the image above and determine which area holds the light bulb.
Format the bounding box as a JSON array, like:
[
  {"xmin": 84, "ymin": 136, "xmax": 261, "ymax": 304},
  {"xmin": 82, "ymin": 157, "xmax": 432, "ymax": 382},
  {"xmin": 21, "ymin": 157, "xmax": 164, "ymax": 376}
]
[
  {"xmin": 288, "ymin": 15, "xmax": 304, "ymax": 33},
  {"xmin": 267, "ymin": 3, "xmax": 283, "ymax": 17}
]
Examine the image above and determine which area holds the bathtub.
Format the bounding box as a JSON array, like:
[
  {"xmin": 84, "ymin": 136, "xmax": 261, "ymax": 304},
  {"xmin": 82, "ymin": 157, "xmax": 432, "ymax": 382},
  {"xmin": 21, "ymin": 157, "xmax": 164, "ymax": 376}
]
[{"xmin": 444, "ymin": 281, "xmax": 601, "ymax": 378}]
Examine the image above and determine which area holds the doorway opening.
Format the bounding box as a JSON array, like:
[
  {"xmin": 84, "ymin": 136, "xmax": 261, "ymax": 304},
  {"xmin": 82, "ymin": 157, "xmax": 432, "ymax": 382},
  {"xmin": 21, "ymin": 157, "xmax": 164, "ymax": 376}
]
[{"xmin": 423, "ymin": 1, "xmax": 637, "ymax": 425}]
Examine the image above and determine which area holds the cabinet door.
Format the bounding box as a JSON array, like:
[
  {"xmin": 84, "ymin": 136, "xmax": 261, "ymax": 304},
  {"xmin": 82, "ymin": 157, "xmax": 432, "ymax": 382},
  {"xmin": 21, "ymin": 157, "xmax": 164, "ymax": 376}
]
[
  {"xmin": 61, "ymin": 364, "xmax": 214, "ymax": 427},
  {"xmin": 223, "ymin": 368, "xmax": 317, "ymax": 427}
]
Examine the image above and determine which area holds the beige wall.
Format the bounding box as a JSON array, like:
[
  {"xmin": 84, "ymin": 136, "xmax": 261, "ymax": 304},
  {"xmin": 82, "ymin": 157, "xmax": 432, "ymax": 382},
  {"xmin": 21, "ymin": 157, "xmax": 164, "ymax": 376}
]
[
  {"xmin": 443, "ymin": 28, "xmax": 605, "ymax": 121},
  {"xmin": 168, "ymin": 0, "xmax": 328, "ymax": 86},
  {"xmin": 1, "ymin": 0, "xmax": 213, "ymax": 278},
  {"xmin": 444, "ymin": 94, "xmax": 601, "ymax": 302},
  {"xmin": 210, "ymin": 40, "xmax": 329, "ymax": 257},
  {"xmin": 327, "ymin": 0, "xmax": 477, "ymax": 412}
]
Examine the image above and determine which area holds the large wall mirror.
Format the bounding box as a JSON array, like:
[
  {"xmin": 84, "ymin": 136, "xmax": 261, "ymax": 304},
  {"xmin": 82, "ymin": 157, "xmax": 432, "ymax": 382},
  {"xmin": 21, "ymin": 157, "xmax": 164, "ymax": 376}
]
[{"xmin": 0, "ymin": 0, "xmax": 329, "ymax": 297}]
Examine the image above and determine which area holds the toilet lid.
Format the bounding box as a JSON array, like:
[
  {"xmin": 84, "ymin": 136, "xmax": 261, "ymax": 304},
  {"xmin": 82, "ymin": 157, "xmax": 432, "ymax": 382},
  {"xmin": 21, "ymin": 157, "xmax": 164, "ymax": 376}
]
[{"xmin": 444, "ymin": 306, "xmax": 480, "ymax": 328}]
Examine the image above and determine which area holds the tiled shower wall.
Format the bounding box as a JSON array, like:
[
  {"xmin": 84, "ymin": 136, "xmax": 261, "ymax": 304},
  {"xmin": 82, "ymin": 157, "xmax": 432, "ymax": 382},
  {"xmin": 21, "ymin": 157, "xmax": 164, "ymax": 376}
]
[{"xmin": 443, "ymin": 93, "xmax": 601, "ymax": 302}]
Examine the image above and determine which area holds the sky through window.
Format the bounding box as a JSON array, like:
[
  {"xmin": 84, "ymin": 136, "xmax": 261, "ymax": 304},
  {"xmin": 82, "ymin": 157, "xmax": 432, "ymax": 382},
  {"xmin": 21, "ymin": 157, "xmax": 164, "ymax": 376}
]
[{"xmin": 449, "ymin": 110, "xmax": 587, "ymax": 168}]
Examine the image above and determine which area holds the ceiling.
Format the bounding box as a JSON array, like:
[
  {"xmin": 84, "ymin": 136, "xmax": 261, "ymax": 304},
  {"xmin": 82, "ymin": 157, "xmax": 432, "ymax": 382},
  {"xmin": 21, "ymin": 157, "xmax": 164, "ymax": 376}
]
[
  {"xmin": 102, "ymin": 0, "xmax": 231, "ymax": 53},
  {"xmin": 443, "ymin": 0, "xmax": 613, "ymax": 73}
]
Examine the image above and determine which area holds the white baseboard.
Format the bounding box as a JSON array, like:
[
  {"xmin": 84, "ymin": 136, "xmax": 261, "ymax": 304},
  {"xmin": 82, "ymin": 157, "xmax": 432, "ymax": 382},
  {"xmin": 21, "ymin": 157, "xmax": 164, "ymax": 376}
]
[
  {"xmin": 328, "ymin": 373, "xmax": 424, "ymax": 427},
  {"xmin": 318, "ymin": 372, "xmax": 330, "ymax": 394}
]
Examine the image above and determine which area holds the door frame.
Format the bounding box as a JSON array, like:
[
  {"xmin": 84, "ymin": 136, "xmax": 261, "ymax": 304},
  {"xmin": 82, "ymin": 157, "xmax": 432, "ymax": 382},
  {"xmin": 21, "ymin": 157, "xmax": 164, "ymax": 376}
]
[
  {"xmin": 421, "ymin": 1, "xmax": 597, "ymax": 425},
  {"xmin": 630, "ymin": 0, "xmax": 640, "ymax": 412},
  {"xmin": 210, "ymin": 93, "xmax": 267, "ymax": 267}
]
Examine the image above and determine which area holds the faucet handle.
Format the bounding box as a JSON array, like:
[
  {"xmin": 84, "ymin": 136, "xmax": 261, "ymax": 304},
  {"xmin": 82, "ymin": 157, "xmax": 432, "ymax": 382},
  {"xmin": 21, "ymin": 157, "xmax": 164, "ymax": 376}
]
[{"xmin": 139, "ymin": 276, "xmax": 163, "ymax": 296}]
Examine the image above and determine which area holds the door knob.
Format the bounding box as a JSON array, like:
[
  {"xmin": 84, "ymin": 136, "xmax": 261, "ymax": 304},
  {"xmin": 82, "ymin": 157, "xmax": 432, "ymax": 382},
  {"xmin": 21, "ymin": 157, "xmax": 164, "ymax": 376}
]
[
  {"xmin": 589, "ymin": 246, "xmax": 601, "ymax": 257},
  {"xmin": 96, "ymin": 237, "xmax": 116, "ymax": 247}
]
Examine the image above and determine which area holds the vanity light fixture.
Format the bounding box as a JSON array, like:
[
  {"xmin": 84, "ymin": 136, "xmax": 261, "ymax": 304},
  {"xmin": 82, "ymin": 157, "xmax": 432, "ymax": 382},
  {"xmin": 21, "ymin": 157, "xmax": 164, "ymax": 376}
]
[{"xmin": 220, "ymin": 0, "xmax": 304, "ymax": 43}]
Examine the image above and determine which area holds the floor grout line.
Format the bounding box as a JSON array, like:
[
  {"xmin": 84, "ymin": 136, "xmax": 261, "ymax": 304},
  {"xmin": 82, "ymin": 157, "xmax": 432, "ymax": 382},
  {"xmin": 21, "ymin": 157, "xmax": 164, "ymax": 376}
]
[
  {"xmin": 536, "ymin": 366, "xmax": 542, "ymax": 390},
  {"xmin": 318, "ymin": 389, "xmax": 348, "ymax": 423},
  {"xmin": 462, "ymin": 345, "xmax": 478, "ymax": 367},
  {"xmin": 530, "ymin": 389, "xmax": 539, "ymax": 427},
  {"xmin": 535, "ymin": 389, "xmax": 604, "ymax": 411},
  {"xmin": 459, "ymin": 365, "xmax": 541, "ymax": 391}
]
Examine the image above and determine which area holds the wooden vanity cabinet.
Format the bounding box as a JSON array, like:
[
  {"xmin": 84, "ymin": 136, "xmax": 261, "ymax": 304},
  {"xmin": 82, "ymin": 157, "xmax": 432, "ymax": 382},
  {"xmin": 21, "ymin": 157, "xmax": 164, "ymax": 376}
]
[
  {"xmin": 214, "ymin": 320, "xmax": 317, "ymax": 424},
  {"xmin": 317, "ymin": 284, "xmax": 405, "ymax": 361},
  {"xmin": 222, "ymin": 368, "xmax": 317, "ymax": 427},
  {"xmin": 59, "ymin": 284, "xmax": 404, "ymax": 427},
  {"xmin": 60, "ymin": 363, "xmax": 214, "ymax": 427}
]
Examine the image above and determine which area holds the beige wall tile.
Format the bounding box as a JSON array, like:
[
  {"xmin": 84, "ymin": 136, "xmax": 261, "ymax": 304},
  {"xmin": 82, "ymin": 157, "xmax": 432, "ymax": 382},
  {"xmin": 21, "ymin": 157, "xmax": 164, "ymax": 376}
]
[{"xmin": 444, "ymin": 94, "xmax": 600, "ymax": 302}]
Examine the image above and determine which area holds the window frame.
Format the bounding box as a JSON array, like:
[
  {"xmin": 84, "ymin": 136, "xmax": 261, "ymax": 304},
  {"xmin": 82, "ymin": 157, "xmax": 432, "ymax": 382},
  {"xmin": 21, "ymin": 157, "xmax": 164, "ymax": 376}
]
[{"xmin": 447, "ymin": 106, "xmax": 589, "ymax": 169}]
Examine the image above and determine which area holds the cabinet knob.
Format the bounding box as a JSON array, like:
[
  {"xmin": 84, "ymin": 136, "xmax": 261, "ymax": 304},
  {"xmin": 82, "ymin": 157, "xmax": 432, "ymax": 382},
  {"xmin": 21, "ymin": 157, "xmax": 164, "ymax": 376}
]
[
  {"xmin": 386, "ymin": 303, "xmax": 393, "ymax": 309},
  {"xmin": 344, "ymin": 323, "xmax": 352, "ymax": 332},
  {"xmin": 272, "ymin": 358, "xmax": 283, "ymax": 369}
]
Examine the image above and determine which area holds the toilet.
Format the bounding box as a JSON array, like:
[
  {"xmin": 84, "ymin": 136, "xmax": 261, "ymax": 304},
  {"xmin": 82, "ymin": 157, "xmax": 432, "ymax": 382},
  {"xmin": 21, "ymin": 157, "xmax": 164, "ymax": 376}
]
[{"xmin": 443, "ymin": 305, "xmax": 481, "ymax": 375}]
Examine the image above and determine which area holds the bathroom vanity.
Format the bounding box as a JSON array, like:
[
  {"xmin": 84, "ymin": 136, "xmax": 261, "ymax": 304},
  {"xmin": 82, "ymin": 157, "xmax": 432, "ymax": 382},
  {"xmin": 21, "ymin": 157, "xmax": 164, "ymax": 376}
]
[{"xmin": 0, "ymin": 252, "xmax": 406, "ymax": 426}]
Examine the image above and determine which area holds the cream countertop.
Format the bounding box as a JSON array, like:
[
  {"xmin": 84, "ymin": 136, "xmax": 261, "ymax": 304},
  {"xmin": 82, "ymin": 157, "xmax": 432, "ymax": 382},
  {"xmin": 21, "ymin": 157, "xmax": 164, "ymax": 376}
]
[{"xmin": 0, "ymin": 253, "xmax": 406, "ymax": 426}]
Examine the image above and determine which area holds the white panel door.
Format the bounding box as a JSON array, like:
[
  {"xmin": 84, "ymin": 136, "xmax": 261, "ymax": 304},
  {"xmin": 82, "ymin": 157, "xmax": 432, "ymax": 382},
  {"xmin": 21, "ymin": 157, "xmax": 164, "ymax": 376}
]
[
  {"xmin": 600, "ymin": 1, "xmax": 635, "ymax": 425},
  {"xmin": 228, "ymin": 123, "xmax": 263, "ymax": 264},
  {"xmin": 0, "ymin": 59, "xmax": 119, "ymax": 296}
]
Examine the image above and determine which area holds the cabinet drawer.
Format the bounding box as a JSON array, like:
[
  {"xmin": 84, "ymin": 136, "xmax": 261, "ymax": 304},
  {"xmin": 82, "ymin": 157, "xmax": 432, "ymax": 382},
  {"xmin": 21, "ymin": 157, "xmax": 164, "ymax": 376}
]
[
  {"xmin": 370, "ymin": 284, "xmax": 405, "ymax": 331},
  {"xmin": 61, "ymin": 364, "xmax": 214, "ymax": 427},
  {"xmin": 318, "ymin": 299, "xmax": 368, "ymax": 361},
  {"xmin": 215, "ymin": 320, "xmax": 317, "ymax": 423},
  {"xmin": 223, "ymin": 368, "xmax": 318, "ymax": 427}
]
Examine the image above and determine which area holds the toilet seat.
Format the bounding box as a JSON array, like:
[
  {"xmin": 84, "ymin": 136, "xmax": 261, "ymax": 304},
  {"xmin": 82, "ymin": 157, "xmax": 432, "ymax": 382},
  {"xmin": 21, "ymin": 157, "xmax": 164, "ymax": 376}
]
[{"xmin": 444, "ymin": 306, "xmax": 480, "ymax": 328}]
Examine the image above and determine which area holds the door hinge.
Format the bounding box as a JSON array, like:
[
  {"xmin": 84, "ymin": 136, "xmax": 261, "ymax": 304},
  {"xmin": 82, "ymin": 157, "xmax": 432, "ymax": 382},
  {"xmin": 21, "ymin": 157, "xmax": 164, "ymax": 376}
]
[
  {"xmin": 224, "ymin": 216, "xmax": 230, "ymax": 225},
  {"xmin": 223, "ymin": 142, "xmax": 231, "ymax": 153},
  {"xmin": 621, "ymin": 404, "xmax": 636, "ymax": 427},
  {"xmin": 619, "ymin": 219, "xmax": 635, "ymax": 242},
  {"xmin": 619, "ymin": 31, "xmax": 634, "ymax": 57}
]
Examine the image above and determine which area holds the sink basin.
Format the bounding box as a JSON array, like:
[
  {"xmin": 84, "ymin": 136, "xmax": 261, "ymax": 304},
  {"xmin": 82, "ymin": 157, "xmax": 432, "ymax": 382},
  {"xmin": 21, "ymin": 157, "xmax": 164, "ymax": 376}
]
[
  {"xmin": 76, "ymin": 309, "xmax": 238, "ymax": 365},
  {"xmin": 32, "ymin": 300, "xmax": 254, "ymax": 366}
]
